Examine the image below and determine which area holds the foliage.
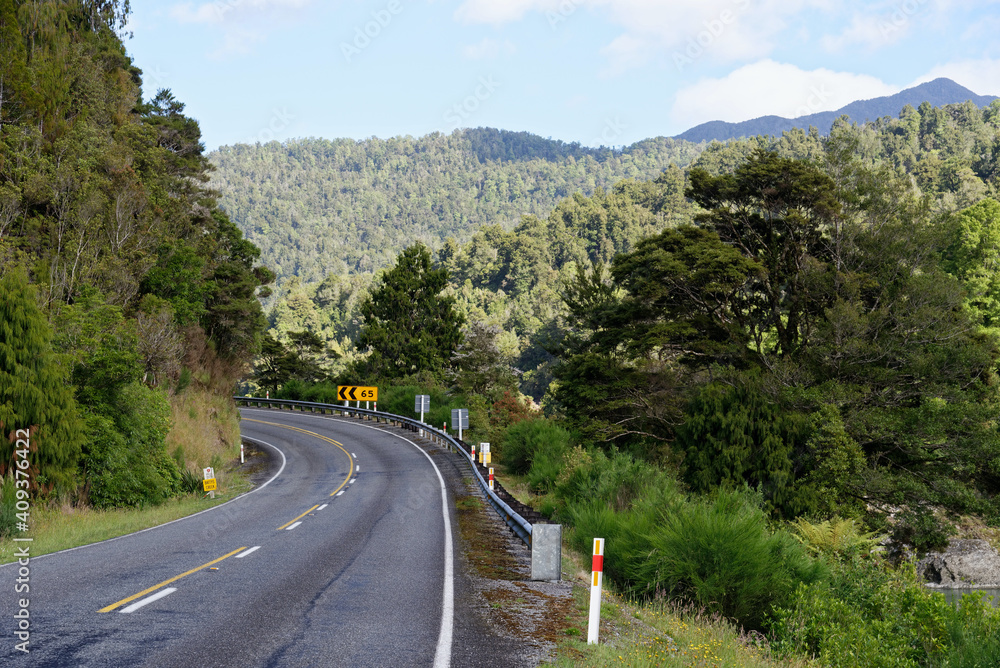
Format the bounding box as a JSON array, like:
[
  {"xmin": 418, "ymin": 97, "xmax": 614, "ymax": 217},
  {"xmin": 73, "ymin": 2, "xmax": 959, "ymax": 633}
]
[
  {"xmin": 569, "ymin": 486, "xmax": 824, "ymax": 632},
  {"xmin": 770, "ymin": 558, "xmax": 1000, "ymax": 668},
  {"xmin": 0, "ymin": 269, "xmax": 85, "ymax": 495},
  {"xmin": 210, "ymin": 132, "xmax": 703, "ymax": 283},
  {"xmin": 450, "ymin": 321, "xmax": 520, "ymax": 403},
  {"xmin": 83, "ymin": 385, "xmax": 180, "ymax": 509},
  {"xmin": 500, "ymin": 418, "xmax": 571, "ymax": 477},
  {"xmin": 676, "ymin": 380, "xmax": 813, "ymax": 517},
  {"xmin": 0, "ymin": 475, "xmax": 17, "ymax": 538},
  {"xmin": 353, "ymin": 244, "xmax": 464, "ymax": 380},
  {"xmin": 791, "ymin": 517, "xmax": 884, "ymax": 559}
]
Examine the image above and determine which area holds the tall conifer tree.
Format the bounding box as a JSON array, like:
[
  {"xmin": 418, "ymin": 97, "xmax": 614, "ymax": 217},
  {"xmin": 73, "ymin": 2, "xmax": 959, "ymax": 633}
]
[{"xmin": 0, "ymin": 269, "xmax": 85, "ymax": 495}]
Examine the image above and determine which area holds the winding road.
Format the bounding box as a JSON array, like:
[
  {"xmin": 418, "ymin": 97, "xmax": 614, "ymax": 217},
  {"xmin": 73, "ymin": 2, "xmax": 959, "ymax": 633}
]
[{"xmin": 1, "ymin": 408, "xmax": 528, "ymax": 667}]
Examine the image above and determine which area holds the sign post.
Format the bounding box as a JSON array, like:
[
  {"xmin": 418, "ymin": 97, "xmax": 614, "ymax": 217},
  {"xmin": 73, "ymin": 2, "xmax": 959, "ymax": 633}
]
[
  {"xmin": 203, "ymin": 467, "xmax": 217, "ymax": 499},
  {"xmin": 451, "ymin": 408, "xmax": 469, "ymax": 441},
  {"xmin": 415, "ymin": 394, "xmax": 430, "ymax": 437},
  {"xmin": 415, "ymin": 395, "xmax": 430, "ymax": 424}
]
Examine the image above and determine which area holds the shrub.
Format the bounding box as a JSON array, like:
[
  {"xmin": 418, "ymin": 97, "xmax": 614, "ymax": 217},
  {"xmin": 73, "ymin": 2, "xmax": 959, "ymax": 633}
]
[
  {"xmin": 624, "ymin": 488, "xmax": 825, "ymax": 631},
  {"xmin": 771, "ymin": 558, "xmax": 965, "ymax": 667},
  {"xmin": 499, "ymin": 418, "xmax": 572, "ymax": 481}
]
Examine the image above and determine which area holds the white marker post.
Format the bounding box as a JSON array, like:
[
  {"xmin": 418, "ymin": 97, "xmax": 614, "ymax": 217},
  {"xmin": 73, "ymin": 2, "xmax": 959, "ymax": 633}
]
[
  {"xmin": 588, "ymin": 537, "xmax": 605, "ymax": 644},
  {"xmin": 240, "ymin": 442, "xmax": 245, "ymax": 464},
  {"xmin": 488, "ymin": 467, "xmax": 494, "ymax": 491}
]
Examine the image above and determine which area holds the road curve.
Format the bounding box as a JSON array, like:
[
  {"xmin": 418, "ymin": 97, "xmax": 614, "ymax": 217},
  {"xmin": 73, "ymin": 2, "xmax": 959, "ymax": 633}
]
[{"xmin": 1, "ymin": 408, "xmax": 529, "ymax": 667}]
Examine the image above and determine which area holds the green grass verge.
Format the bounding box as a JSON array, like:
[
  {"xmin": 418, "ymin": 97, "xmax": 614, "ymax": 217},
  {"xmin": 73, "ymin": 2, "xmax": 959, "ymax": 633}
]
[{"xmin": 0, "ymin": 474, "xmax": 253, "ymax": 565}]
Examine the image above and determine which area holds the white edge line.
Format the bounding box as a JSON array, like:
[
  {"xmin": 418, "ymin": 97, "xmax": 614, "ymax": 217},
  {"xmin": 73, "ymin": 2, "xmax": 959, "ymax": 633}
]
[
  {"xmin": 0, "ymin": 431, "xmax": 287, "ymax": 569},
  {"xmin": 120, "ymin": 587, "xmax": 177, "ymax": 614},
  {"xmin": 285, "ymin": 521, "xmax": 303, "ymax": 531},
  {"xmin": 317, "ymin": 504, "xmax": 328, "ymax": 510},
  {"xmin": 317, "ymin": 416, "xmax": 454, "ymax": 668},
  {"xmin": 235, "ymin": 546, "xmax": 261, "ymax": 558}
]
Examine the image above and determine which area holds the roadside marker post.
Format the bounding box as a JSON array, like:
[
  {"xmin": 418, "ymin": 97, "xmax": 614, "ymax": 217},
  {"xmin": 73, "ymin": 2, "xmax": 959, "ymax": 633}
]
[
  {"xmin": 588, "ymin": 538, "xmax": 605, "ymax": 644},
  {"xmin": 471, "ymin": 443, "xmax": 476, "ymax": 462},
  {"xmin": 240, "ymin": 442, "xmax": 244, "ymax": 464},
  {"xmin": 488, "ymin": 467, "xmax": 494, "ymax": 491}
]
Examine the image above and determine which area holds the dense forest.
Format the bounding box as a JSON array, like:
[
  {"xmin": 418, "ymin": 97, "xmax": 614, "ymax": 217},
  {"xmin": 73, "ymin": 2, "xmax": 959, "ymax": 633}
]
[
  {"xmin": 208, "ymin": 130, "xmax": 703, "ymax": 284},
  {"xmin": 0, "ymin": 1, "xmax": 271, "ymax": 513}
]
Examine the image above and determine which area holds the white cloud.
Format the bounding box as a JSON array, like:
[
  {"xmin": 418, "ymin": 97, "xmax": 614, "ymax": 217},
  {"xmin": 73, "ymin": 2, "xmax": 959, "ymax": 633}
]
[
  {"xmin": 462, "ymin": 38, "xmax": 517, "ymax": 60},
  {"xmin": 455, "ymin": 0, "xmax": 838, "ymax": 75},
  {"xmin": 171, "ymin": 0, "xmax": 313, "ymax": 25},
  {"xmin": 911, "ymin": 59, "xmax": 1000, "ymax": 97},
  {"xmin": 169, "ymin": 0, "xmax": 313, "ymax": 58},
  {"xmin": 670, "ymin": 60, "xmax": 897, "ymax": 128},
  {"xmin": 821, "ymin": 11, "xmax": 910, "ymax": 51}
]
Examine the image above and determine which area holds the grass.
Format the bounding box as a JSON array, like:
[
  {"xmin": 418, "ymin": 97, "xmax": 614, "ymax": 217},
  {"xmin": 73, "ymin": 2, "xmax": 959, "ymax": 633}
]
[
  {"xmin": 550, "ymin": 550, "xmax": 817, "ymax": 668},
  {"xmin": 0, "ymin": 483, "xmax": 250, "ymax": 565},
  {"xmin": 1, "ymin": 388, "xmax": 252, "ymax": 565}
]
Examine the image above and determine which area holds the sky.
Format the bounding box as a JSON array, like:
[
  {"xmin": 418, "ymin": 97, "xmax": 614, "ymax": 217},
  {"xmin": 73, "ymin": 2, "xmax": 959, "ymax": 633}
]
[{"xmin": 125, "ymin": 0, "xmax": 1000, "ymax": 151}]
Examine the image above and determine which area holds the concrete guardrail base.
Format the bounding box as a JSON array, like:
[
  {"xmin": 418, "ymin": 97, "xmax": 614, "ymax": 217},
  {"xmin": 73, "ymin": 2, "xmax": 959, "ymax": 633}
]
[{"xmin": 531, "ymin": 523, "xmax": 562, "ymax": 581}]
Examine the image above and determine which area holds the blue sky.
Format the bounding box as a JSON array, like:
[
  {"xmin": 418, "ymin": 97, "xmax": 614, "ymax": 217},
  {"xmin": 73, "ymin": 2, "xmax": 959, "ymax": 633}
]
[{"xmin": 126, "ymin": 0, "xmax": 1000, "ymax": 151}]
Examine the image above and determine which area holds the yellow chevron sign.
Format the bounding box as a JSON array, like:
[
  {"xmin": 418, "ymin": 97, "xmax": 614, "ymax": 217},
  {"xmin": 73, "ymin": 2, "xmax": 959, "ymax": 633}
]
[{"xmin": 338, "ymin": 385, "xmax": 378, "ymax": 401}]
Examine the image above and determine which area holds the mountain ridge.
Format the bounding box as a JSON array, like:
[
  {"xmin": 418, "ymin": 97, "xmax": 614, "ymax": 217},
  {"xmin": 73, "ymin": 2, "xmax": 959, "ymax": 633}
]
[{"xmin": 675, "ymin": 77, "xmax": 998, "ymax": 143}]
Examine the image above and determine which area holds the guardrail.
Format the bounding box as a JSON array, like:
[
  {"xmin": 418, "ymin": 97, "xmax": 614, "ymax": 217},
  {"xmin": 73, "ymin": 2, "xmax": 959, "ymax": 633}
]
[{"xmin": 234, "ymin": 396, "xmax": 534, "ymax": 546}]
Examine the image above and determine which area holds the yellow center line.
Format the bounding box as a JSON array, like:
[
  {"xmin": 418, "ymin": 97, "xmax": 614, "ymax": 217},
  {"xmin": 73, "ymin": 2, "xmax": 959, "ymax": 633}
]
[
  {"xmin": 98, "ymin": 547, "xmax": 247, "ymax": 613},
  {"xmin": 276, "ymin": 504, "xmax": 320, "ymax": 531},
  {"xmin": 243, "ymin": 418, "xmax": 355, "ymax": 498}
]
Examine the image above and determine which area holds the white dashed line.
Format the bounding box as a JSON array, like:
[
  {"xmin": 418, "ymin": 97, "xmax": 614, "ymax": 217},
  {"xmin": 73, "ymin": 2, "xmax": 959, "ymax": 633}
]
[
  {"xmin": 336, "ymin": 491, "xmax": 345, "ymax": 497},
  {"xmin": 317, "ymin": 504, "xmax": 328, "ymax": 510},
  {"xmin": 120, "ymin": 588, "xmax": 177, "ymax": 614},
  {"xmin": 356, "ymin": 465, "xmax": 360, "ymax": 472},
  {"xmin": 286, "ymin": 522, "xmax": 303, "ymax": 531},
  {"xmin": 349, "ymin": 478, "xmax": 356, "ymax": 484},
  {"xmin": 236, "ymin": 546, "xmax": 261, "ymax": 558}
]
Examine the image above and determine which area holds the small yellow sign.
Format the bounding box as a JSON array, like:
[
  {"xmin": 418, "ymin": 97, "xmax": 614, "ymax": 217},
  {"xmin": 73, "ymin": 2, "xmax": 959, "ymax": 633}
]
[
  {"xmin": 203, "ymin": 478, "xmax": 217, "ymax": 492},
  {"xmin": 338, "ymin": 385, "xmax": 378, "ymax": 402}
]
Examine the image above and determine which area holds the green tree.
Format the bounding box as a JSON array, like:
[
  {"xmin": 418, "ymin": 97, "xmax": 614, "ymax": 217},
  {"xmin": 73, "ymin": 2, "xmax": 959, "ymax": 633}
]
[
  {"xmin": 686, "ymin": 149, "xmax": 840, "ymax": 359},
  {"xmin": 353, "ymin": 244, "xmax": 464, "ymax": 380},
  {"xmin": 941, "ymin": 197, "xmax": 1000, "ymax": 331},
  {"xmin": 0, "ymin": 269, "xmax": 85, "ymax": 495}
]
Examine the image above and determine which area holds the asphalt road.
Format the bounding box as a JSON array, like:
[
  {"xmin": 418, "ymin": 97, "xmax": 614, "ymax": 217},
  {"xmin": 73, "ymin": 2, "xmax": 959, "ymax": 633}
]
[{"xmin": 1, "ymin": 408, "xmax": 528, "ymax": 667}]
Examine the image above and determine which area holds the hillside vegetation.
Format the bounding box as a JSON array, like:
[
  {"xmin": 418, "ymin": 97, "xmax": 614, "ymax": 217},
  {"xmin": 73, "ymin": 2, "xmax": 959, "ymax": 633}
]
[
  {"xmin": 209, "ymin": 130, "xmax": 703, "ymax": 284},
  {"xmin": 0, "ymin": 0, "xmax": 271, "ymax": 528}
]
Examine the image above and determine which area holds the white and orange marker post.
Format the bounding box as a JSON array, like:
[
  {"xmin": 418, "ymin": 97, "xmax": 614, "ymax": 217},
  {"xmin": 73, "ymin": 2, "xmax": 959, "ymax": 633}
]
[
  {"xmin": 488, "ymin": 467, "xmax": 494, "ymax": 491},
  {"xmin": 588, "ymin": 537, "xmax": 605, "ymax": 644},
  {"xmin": 471, "ymin": 443, "xmax": 476, "ymax": 463}
]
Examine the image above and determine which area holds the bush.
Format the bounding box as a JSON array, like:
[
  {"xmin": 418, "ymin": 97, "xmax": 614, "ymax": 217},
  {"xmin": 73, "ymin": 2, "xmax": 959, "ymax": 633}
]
[
  {"xmin": 500, "ymin": 418, "xmax": 571, "ymax": 476},
  {"xmin": 83, "ymin": 383, "xmax": 180, "ymax": 509},
  {"xmin": 771, "ymin": 558, "xmax": 965, "ymax": 667},
  {"xmin": 625, "ymin": 488, "xmax": 825, "ymax": 631}
]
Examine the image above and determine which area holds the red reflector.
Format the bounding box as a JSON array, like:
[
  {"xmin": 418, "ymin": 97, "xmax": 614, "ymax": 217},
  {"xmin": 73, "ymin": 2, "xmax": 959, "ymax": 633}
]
[{"xmin": 592, "ymin": 555, "xmax": 604, "ymax": 573}]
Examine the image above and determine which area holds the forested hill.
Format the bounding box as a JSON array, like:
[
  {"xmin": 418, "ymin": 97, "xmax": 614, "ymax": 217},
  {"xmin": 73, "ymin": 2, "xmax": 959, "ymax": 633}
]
[{"xmin": 208, "ymin": 130, "xmax": 703, "ymax": 285}]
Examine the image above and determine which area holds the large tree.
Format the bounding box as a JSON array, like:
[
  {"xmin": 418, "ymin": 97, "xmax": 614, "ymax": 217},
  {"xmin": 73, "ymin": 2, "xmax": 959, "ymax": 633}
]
[{"xmin": 353, "ymin": 244, "xmax": 464, "ymax": 380}]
